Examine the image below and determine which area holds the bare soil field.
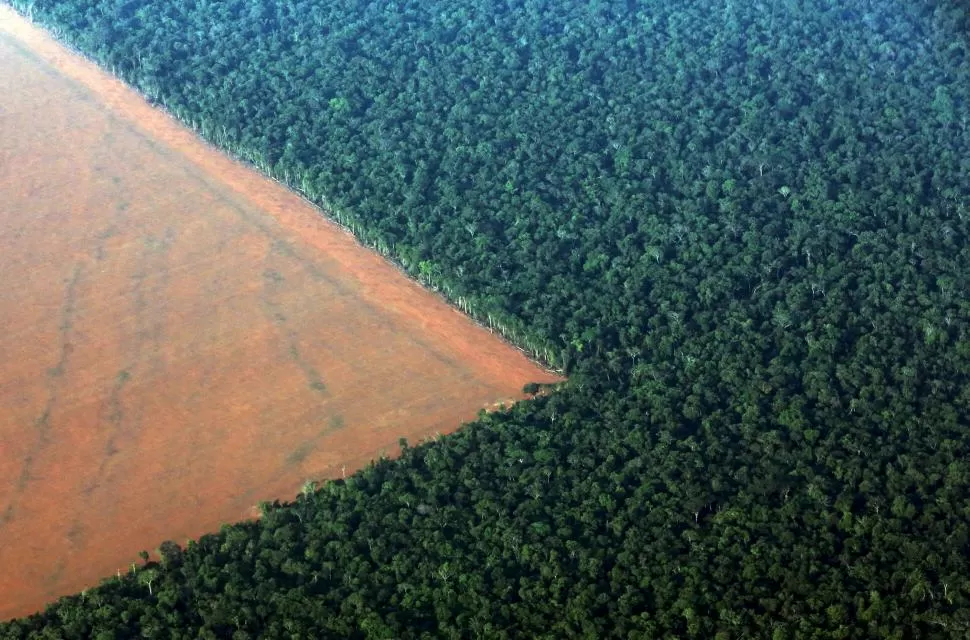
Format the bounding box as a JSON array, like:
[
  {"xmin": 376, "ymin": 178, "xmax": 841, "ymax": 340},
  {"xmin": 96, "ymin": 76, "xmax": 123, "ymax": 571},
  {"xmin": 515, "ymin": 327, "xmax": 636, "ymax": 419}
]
[{"xmin": 0, "ymin": 7, "xmax": 560, "ymax": 620}]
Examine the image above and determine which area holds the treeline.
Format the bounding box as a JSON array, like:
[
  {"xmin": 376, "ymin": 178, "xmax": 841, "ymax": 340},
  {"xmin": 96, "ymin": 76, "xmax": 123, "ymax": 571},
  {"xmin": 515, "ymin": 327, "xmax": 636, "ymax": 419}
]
[{"xmin": 3, "ymin": 0, "xmax": 970, "ymax": 636}]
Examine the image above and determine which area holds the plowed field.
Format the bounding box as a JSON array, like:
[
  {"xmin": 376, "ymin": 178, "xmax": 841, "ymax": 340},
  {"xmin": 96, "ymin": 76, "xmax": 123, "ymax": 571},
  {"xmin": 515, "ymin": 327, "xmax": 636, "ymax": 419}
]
[{"xmin": 0, "ymin": 7, "xmax": 560, "ymax": 620}]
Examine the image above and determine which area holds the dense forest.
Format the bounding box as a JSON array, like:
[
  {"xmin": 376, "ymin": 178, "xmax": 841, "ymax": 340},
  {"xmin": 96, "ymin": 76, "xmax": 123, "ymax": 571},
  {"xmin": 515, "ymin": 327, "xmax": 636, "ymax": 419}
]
[{"xmin": 3, "ymin": 0, "xmax": 970, "ymax": 636}]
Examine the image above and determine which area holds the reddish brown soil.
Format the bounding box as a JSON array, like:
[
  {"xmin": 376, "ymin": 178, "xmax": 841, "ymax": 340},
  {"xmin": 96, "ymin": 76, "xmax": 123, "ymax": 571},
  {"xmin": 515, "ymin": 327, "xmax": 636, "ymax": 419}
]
[{"xmin": 0, "ymin": 7, "xmax": 561, "ymax": 620}]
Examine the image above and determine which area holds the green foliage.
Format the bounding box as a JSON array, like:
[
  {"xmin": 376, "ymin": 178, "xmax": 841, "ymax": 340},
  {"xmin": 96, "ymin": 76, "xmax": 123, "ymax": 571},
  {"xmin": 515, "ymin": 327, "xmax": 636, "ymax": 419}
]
[{"xmin": 4, "ymin": 0, "xmax": 970, "ymax": 636}]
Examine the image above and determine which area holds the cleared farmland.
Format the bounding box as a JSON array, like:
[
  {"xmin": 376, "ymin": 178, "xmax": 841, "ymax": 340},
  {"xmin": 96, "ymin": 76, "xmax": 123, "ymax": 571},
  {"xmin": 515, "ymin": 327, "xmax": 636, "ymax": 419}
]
[{"xmin": 0, "ymin": 8, "xmax": 560, "ymax": 620}]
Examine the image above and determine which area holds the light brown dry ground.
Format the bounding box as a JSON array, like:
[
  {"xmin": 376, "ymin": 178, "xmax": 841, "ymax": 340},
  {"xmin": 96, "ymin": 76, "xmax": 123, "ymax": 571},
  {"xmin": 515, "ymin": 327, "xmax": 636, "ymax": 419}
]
[{"xmin": 0, "ymin": 7, "xmax": 560, "ymax": 620}]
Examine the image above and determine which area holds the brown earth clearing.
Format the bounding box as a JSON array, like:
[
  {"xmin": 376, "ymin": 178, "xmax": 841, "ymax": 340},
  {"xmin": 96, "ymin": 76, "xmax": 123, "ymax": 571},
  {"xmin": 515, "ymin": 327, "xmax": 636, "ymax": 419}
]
[{"xmin": 0, "ymin": 7, "xmax": 560, "ymax": 620}]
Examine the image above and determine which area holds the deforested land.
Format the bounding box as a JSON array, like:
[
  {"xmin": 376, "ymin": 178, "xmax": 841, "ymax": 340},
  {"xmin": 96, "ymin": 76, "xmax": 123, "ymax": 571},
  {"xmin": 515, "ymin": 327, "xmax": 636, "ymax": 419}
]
[{"xmin": 0, "ymin": 6, "xmax": 558, "ymax": 621}]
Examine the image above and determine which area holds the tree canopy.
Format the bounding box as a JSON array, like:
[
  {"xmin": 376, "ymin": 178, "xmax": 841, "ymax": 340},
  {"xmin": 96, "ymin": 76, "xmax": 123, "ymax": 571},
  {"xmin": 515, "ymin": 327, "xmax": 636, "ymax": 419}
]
[{"xmin": 4, "ymin": 0, "xmax": 970, "ymax": 636}]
